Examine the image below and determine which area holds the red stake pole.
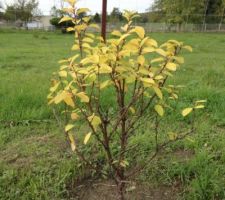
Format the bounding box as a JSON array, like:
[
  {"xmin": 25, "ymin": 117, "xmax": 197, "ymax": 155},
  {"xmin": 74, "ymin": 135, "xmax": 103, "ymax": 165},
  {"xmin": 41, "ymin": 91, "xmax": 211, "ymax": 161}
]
[{"xmin": 101, "ymin": 0, "xmax": 107, "ymax": 42}]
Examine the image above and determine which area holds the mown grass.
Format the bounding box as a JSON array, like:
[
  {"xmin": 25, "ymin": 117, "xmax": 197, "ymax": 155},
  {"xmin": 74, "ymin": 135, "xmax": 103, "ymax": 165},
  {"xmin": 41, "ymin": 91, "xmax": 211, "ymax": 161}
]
[{"xmin": 0, "ymin": 30, "xmax": 225, "ymax": 199}]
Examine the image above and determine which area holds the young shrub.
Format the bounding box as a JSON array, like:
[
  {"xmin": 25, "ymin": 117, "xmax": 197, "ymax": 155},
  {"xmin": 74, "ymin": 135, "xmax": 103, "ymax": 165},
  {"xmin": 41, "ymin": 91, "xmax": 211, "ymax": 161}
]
[{"xmin": 48, "ymin": 1, "xmax": 205, "ymax": 199}]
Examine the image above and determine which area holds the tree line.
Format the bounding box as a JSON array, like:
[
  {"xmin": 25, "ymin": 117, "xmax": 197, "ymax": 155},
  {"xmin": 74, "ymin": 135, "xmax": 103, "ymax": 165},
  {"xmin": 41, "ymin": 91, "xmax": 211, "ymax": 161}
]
[
  {"xmin": 0, "ymin": 0, "xmax": 40, "ymax": 23},
  {"xmin": 149, "ymin": 0, "xmax": 225, "ymax": 25},
  {"xmin": 0, "ymin": 0, "xmax": 224, "ymax": 27}
]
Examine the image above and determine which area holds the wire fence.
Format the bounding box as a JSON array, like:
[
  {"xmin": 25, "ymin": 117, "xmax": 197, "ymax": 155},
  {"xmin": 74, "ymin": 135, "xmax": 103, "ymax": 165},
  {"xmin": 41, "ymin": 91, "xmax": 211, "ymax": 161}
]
[
  {"xmin": 107, "ymin": 22, "xmax": 225, "ymax": 32},
  {"xmin": 1, "ymin": 21, "xmax": 225, "ymax": 32}
]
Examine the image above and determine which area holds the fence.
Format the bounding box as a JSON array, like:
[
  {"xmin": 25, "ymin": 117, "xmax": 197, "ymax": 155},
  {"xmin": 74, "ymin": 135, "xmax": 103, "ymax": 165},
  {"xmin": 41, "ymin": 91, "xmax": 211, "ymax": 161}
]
[
  {"xmin": 107, "ymin": 23, "xmax": 225, "ymax": 32},
  {"xmin": 0, "ymin": 21, "xmax": 225, "ymax": 33}
]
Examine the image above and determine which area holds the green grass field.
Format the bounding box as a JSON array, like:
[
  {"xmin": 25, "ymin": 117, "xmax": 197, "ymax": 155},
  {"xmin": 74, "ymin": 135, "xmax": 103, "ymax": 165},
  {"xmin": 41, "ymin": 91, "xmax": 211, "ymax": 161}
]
[{"xmin": 0, "ymin": 30, "xmax": 225, "ymax": 199}]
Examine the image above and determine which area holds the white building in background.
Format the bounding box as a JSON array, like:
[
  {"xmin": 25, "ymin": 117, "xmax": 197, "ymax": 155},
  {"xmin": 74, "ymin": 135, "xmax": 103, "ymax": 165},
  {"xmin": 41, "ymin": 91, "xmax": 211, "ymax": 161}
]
[{"xmin": 27, "ymin": 16, "xmax": 54, "ymax": 30}]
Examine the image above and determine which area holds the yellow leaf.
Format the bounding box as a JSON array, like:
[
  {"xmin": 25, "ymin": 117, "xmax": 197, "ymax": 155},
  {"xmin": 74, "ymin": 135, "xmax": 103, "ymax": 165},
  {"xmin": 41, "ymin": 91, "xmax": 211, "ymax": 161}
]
[
  {"xmin": 154, "ymin": 75, "xmax": 164, "ymax": 80},
  {"xmin": 71, "ymin": 44, "xmax": 79, "ymax": 51},
  {"xmin": 140, "ymin": 37, "xmax": 149, "ymax": 47},
  {"xmin": 60, "ymin": 65, "xmax": 69, "ymax": 70},
  {"xmin": 76, "ymin": 8, "xmax": 90, "ymax": 15},
  {"xmin": 118, "ymin": 50, "xmax": 130, "ymax": 57},
  {"xmin": 168, "ymin": 40, "xmax": 181, "ymax": 46},
  {"xmin": 91, "ymin": 55, "xmax": 99, "ymax": 64},
  {"xmin": 75, "ymin": 24, "xmax": 87, "ymax": 32},
  {"xmin": 118, "ymin": 33, "xmax": 130, "ymax": 44},
  {"xmin": 76, "ymin": 92, "xmax": 89, "ymax": 103},
  {"xmin": 88, "ymin": 115, "xmax": 101, "ymax": 130},
  {"xmin": 68, "ymin": 132, "xmax": 76, "ymax": 151},
  {"xmin": 67, "ymin": 27, "xmax": 74, "ymax": 32},
  {"xmin": 89, "ymin": 24, "xmax": 100, "ymax": 29},
  {"xmin": 100, "ymin": 80, "xmax": 111, "ymax": 90},
  {"xmin": 82, "ymin": 43, "xmax": 91, "ymax": 49},
  {"xmin": 134, "ymin": 26, "xmax": 145, "ymax": 39},
  {"xmin": 142, "ymin": 47, "xmax": 155, "ymax": 54},
  {"xmin": 112, "ymin": 30, "xmax": 122, "ymax": 37},
  {"xmin": 153, "ymin": 87, "xmax": 163, "ymax": 99},
  {"xmin": 65, "ymin": 0, "xmax": 76, "ymax": 6},
  {"xmin": 137, "ymin": 55, "xmax": 145, "ymax": 66},
  {"xmin": 182, "ymin": 108, "xmax": 193, "ymax": 117},
  {"xmin": 166, "ymin": 63, "xmax": 177, "ymax": 71},
  {"xmin": 65, "ymin": 124, "xmax": 74, "ymax": 132},
  {"xmin": 64, "ymin": 96, "xmax": 75, "ymax": 108},
  {"xmin": 140, "ymin": 78, "xmax": 155, "ymax": 85},
  {"xmin": 154, "ymin": 104, "xmax": 164, "ymax": 117},
  {"xmin": 168, "ymin": 132, "xmax": 178, "ymax": 141},
  {"xmin": 195, "ymin": 100, "xmax": 207, "ymax": 103},
  {"xmin": 156, "ymin": 49, "xmax": 167, "ymax": 57},
  {"xmin": 82, "ymin": 16, "xmax": 91, "ymax": 23},
  {"xmin": 99, "ymin": 64, "xmax": 112, "ymax": 74},
  {"xmin": 71, "ymin": 112, "xmax": 79, "ymax": 120},
  {"xmin": 58, "ymin": 59, "xmax": 68, "ymax": 64},
  {"xmin": 183, "ymin": 45, "xmax": 193, "ymax": 52},
  {"xmin": 195, "ymin": 105, "xmax": 205, "ymax": 109},
  {"xmin": 59, "ymin": 70, "xmax": 67, "ymax": 77},
  {"xmin": 173, "ymin": 56, "xmax": 184, "ymax": 64},
  {"xmin": 50, "ymin": 82, "xmax": 60, "ymax": 93},
  {"xmin": 83, "ymin": 37, "xmax": 94, "ymax": 43},
  {"xmin": 54, "ymin": 91, "xmax": 68, "ymax": 104},
  {"xmin": 129, "ymin": 107, "xmax": 136, "ymax": 114},
  {"xmin": 151, "ymin": 57, "xmax": 164, "ymax": 64},
  {"xmin": 78, "ymin": 68, "xmax": 89, "ymax": 75},
  {"xmin": 84, "ymin": 132, "xmax": 92, "ymax": 144},
  {"xmin": 59, "ymin": 16, "xmax": 72, "ymax": 24},
  {"xmin": 146, "ymin": 38, "xmax": 158, "ymax": 47},
  {"xmin": 86, "ymin": 33, "xmax": 95, "ymax": 38},
  {"xmin": 120, "ymin": 160, "xmax": 129, "ymax": 168}
]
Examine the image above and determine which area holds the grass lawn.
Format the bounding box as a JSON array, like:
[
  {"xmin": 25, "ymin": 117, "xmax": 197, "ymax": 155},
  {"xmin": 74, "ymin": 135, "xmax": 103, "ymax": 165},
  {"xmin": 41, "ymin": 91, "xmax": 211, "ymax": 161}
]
[{"xmin": 0, "ymin": 30, "xmax": 225, "ymax": 199}]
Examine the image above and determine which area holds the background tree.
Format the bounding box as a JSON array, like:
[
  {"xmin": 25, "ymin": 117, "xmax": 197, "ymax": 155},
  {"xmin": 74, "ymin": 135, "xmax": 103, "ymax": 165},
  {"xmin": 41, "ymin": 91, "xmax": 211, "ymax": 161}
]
[
  {"xmin": 0, "ymin": 1, "xmax": 4, "ymax": 19},
  {"xmin": 150, "ymin": 0, "xmax": 225, "ymax": 25},
  {"xmin": 50, "ymin": 5, "xmax": 63, "ymax": 18},
  {"xmin": 110, "ymin": 7, "xmax": 123, "ymax": 23},
  {"xmin": 150, "ymin": 0, "xmax": 208, "ymax": 25},
  {"xmin": 93, "ymin": 12, "xmax": 101, "ymax": 23},
  {"xmin": 4, "ymin": 0, "xmax": 39, "ymax": 22}
]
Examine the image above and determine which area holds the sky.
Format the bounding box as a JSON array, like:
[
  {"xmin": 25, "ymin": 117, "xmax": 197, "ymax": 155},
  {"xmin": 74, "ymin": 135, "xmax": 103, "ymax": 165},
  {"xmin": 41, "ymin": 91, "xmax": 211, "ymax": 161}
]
[{"xmin": 4, "ymin": 0, "xmax": 154, "ymax": 15}]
